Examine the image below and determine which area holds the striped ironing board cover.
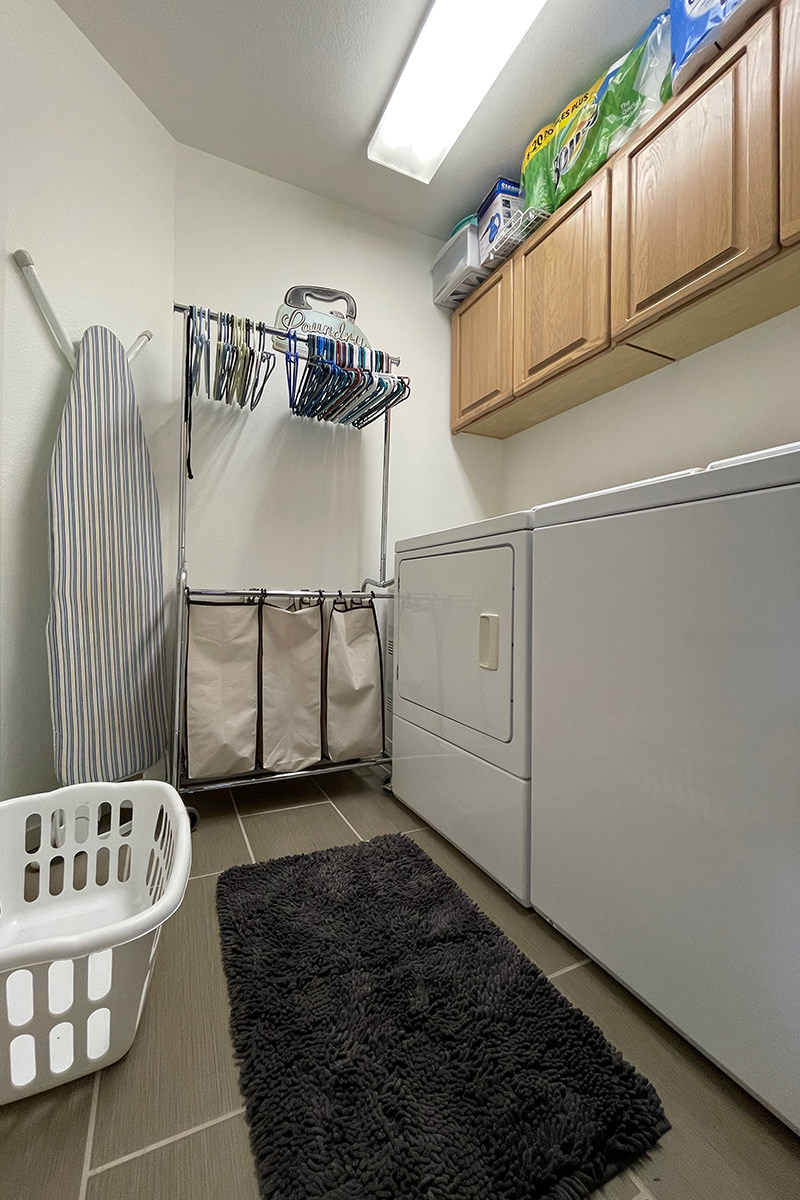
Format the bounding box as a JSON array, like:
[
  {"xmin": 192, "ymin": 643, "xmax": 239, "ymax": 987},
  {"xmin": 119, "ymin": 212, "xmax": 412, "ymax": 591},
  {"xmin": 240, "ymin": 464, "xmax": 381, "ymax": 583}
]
[{"xmin": 47, "ymin": 325, "xmax": 168, "ymax": 784}]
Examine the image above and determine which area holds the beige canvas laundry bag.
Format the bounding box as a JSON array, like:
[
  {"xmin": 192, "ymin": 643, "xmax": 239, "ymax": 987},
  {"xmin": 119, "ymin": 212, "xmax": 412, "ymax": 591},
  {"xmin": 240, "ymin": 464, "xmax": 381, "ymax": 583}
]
[
  {"xmin": 261, "ymin": 600, "xmax": 324, "ymax": 772},
  {"xmin": 185, "ymin": 602, "xmax": 259, "ymax": 779},
  {"xmin": 326, "ymin": 597, "xmax": 384, "ymax": 762}
]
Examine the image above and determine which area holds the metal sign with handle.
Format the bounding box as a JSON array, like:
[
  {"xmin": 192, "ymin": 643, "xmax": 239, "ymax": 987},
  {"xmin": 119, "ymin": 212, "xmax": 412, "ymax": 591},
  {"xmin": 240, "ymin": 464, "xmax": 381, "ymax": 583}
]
[{"xmin": 272, "ymin": 285, "xmax": 370, "ymax": 356}]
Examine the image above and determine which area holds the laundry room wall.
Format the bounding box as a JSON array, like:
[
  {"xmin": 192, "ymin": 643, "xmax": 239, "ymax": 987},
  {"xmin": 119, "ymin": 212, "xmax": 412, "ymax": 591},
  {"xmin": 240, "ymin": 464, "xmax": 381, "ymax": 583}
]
[
  {"xmin": 0, "ymin": 0, "xmax": 177, "ymax": 800},
  {"xmin": 499, "ymin": 306, "xmax": 800, "ymax": 511},
  {"xmin": 173, "ymin": 143, "xmax": 503, "ymax": 592}
]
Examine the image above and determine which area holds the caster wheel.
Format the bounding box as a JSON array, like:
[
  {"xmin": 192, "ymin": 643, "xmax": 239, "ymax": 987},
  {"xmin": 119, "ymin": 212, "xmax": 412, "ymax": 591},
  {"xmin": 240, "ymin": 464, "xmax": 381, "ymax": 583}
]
[
  {"xmin": 382, "ymin": 775, "xmax": 393, "ymax": 794},
  {"xmin": 186, "ymin": 806, "xmax": 200, "ymax": 832}
]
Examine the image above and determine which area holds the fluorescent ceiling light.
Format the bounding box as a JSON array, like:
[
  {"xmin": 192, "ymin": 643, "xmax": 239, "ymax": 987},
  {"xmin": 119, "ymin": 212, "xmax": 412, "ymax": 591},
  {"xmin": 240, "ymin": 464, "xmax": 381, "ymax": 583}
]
[{"xmin": 368, "ymin": 0, "xmax": 549, "ymax": 184}]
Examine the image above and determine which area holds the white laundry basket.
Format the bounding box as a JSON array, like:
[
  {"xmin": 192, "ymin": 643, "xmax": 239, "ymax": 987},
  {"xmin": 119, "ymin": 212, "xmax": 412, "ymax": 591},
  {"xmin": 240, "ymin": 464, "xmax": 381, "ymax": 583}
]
[{"xmin": 0, "ymin": 780, "xmax": 191, "ymax": 1105}]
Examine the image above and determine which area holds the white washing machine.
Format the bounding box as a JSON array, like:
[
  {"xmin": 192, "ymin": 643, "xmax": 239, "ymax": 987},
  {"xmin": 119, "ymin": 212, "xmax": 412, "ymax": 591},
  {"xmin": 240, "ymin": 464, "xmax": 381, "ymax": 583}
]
[
  {"xmin": 530, "ymin": 442, "xmax": 800, "ymax": 1134},
  {"xmin": 392, "ymin": 512, "xmax": 535, "ymax": 905}
]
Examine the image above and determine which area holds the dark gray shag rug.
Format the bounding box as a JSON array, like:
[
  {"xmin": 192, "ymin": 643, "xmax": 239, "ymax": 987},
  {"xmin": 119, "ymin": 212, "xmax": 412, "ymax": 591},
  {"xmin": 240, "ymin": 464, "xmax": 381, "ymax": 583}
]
[{"xmin": 216, "ymin": 834, "xmax": 669, "ymax": 1200}]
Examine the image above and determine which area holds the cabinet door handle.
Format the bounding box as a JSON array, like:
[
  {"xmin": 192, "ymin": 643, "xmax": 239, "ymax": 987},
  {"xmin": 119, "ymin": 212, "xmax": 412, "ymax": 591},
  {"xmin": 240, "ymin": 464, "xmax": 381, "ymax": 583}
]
[{"xmin": 479, "ymin": 614, "xmax": 500, "ymax": 670}]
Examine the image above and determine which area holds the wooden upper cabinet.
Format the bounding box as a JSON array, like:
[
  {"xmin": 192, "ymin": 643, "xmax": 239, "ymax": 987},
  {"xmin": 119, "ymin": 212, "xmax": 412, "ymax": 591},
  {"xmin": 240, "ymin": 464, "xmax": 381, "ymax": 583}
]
[
  {"xmin": 612, "ymin": 6, "xmax": 779, "ymax": 341},
  {"xmin": 451, "ymin": 259, "xmax": 513, "ymax": 432},
  {"xmin": 782, "ymin": 0, "xmax": 800, "ymax": 244},
  {"xmin": 513, "ymin": 170, "xmax": 611, "ymax": 395}
]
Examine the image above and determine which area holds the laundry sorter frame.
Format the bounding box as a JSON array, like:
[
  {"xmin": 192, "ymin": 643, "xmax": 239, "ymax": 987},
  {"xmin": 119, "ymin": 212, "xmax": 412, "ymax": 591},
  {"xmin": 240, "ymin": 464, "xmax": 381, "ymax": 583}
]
[{"xmin": 170, "ymin": 303, "xmax": 398, "ymax": 795}]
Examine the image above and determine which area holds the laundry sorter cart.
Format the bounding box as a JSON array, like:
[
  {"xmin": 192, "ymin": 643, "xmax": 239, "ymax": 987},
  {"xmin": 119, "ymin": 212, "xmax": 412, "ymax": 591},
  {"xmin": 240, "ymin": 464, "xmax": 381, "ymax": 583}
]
[
  {"xmin": 169, "ymin": 300, "xmax": 403, "ymax": 795},
  {"xmin": 0, "ymin": 780, "xmax": 191, "ymax": 1104}
]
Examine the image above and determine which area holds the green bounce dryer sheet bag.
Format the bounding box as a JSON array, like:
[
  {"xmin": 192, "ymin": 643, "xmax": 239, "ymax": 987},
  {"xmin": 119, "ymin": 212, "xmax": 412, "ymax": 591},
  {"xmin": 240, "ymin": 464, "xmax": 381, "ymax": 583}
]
[{"xmin": 521, "ymin": 11, "xmax": 672, "ymax": 216}]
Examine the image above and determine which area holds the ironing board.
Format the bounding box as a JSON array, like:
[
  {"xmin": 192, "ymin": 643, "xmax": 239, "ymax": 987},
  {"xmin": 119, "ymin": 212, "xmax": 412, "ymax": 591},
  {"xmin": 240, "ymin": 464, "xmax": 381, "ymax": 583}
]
[{"xmin": 47, "ymin": 325, "xmax": 168, "ymax": 784}]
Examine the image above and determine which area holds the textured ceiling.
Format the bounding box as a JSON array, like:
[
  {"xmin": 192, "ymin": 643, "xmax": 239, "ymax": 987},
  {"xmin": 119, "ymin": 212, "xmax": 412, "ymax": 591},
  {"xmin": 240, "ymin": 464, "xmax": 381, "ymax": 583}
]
[{"xmin": 56, "ymin": 0, "xmax": 665, "ymax": 240}]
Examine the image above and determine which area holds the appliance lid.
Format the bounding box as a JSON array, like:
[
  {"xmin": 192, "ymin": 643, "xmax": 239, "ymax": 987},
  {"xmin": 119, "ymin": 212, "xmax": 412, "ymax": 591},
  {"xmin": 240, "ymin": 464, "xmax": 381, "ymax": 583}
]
[
  {"xmin": 396, "ymin": 510, "xmax": 535, "ymax": 554},
  {"xmin": 533, "ymin": 449, "xmax": 800, "ymax": 526},
  {"xmin": 707, "ymin": 440, "xmax": 800, "ymax": 469}
]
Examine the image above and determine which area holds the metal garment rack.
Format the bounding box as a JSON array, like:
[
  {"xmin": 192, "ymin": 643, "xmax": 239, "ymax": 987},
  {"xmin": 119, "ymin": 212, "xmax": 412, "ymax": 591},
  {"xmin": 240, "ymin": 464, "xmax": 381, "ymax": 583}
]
[{"xmin": 171, "ymin": 304, "xmax": 397, "ymax": 794}]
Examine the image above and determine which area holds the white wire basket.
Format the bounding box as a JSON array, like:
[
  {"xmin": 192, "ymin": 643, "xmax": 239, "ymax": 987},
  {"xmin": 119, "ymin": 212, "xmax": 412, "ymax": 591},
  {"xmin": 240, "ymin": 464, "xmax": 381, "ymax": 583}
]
[
  {"xmin": 482, "ymin": 206, "xmax": 551, "ymax": 266},
  {"xmin": 0, "ymin": 780, "xmax": 191, "ymax": 1104}
]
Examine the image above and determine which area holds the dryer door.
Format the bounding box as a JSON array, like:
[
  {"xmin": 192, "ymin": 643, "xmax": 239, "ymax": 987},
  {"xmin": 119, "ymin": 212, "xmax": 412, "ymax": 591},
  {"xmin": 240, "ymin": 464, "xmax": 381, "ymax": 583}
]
[{"xmin": 396, "ymin": 544, "xmax": 513, "ymax": 742}]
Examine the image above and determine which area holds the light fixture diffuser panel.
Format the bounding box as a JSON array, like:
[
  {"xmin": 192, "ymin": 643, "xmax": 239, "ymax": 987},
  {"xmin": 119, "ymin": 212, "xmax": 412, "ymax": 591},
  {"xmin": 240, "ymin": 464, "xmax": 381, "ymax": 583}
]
[{"xmin": 368, "ymin": 0, "xmax": 549, "ymax": 183}]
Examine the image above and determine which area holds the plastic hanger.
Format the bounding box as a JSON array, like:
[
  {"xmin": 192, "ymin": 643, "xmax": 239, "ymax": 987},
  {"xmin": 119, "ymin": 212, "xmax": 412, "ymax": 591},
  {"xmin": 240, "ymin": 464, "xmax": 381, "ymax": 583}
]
[
  {"xmin": 256, "ymin": 324, "xmax": 277, "ymax": 409},
  {"xmin": 242, "ymin": 320, "xmax": 257, "ymax": 407},
  {"xmin": 213, "ymin": 313, "xmax": 226, "ymax": 402},
  {"xmin": 285, "ymin": 330, "xmax": 300, "ymax": 411},
  {"xmin": 230, "ymin": 316, "xmax": 248, "ymax": 407},
  {"xmin": 189, "ymin": 307, "xmax": 211, "ymax": 399},
  {"xmin": 218, "ymin": 314, "xmax": 238, "ymax": 405}
]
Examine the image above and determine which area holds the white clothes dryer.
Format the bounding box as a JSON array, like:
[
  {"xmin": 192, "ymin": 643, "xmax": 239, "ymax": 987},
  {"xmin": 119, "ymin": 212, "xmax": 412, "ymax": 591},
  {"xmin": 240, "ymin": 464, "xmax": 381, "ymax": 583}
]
[{"xmin": 392, "ymin": 512, "xmax": 535, "ymax": 905}]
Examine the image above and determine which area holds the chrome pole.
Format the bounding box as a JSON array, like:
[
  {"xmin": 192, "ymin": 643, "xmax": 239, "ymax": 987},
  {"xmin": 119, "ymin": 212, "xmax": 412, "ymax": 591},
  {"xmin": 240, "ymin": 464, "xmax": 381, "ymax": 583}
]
[
  {"xmin": 379, "ymin": 408, "xmax": 391, "ymax": 586},
  {"xmin": 170, "ymin": 313, "xmax": 192, "ymax": 789}
]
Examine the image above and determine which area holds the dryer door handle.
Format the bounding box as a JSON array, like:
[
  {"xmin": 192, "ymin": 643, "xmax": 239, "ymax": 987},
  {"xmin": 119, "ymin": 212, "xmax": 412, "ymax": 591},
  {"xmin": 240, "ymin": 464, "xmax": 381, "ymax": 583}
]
[{"xmin": 479, "ymin": 614, "xmax": 500, "ymax": 671}]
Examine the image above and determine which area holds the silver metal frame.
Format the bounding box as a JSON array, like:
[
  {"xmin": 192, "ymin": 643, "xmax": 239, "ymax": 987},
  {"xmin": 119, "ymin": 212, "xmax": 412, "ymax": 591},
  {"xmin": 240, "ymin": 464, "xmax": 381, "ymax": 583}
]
[
  {"xmin": 188, "ymin": 588, "xmax": 394, "ymax": 601},
  {"xmin": 171, "ymin": 303, "xmax": 397, "ymax": 792},
  {"xmin": 181, "ymin": 755, "xmax": 391, "ymax": 796}
]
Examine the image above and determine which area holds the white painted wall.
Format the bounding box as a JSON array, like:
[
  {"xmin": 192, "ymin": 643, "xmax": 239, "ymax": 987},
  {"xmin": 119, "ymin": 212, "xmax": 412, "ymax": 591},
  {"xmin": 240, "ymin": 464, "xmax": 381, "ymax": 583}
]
[
  {"xmin": 0, "ymin": 24, "xmax": 502, "ymax": 801},
  {"xmin": 174, "ymin": 145, "xmax": 502, "ymax": 592},
  {"xmin": 11, "ymin": 1, "xmax": 796, "ymax": 803},
  {"xmin": 0, "ymin": 0, "xmax": 177, "ymax": 800},
  {"xmin": 501, "ymin": 307, "xmax": 800, "ymax": 511}
]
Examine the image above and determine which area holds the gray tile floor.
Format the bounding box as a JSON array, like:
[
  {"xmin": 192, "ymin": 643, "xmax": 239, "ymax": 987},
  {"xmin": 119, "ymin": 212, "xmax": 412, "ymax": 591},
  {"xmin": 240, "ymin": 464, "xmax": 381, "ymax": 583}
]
[{"xmin": 2, "ymin": 766, "xmax": 799, "ymax": 1200}]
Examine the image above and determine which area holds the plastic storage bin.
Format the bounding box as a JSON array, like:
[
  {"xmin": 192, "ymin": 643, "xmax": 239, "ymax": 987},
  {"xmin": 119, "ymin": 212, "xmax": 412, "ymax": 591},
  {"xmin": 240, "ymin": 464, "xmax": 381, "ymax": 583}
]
[
  {"xmin": 0, "ymin": 780, "xmax": 191, "ymax": 1104},
  {"xmin": 432, "ymin": 223, "xmax": 491, "ymax": 309}
]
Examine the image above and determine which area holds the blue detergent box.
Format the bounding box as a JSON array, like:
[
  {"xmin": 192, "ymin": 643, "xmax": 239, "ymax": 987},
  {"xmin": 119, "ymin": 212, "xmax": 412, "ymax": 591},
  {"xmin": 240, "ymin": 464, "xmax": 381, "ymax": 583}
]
[
  {"xmin": 477, "ymin": 178, "xmax": 523, "ymax": 264},
  {"xmin": 671, "ymin": 0, "xmax": 770, "ymax": 92}
]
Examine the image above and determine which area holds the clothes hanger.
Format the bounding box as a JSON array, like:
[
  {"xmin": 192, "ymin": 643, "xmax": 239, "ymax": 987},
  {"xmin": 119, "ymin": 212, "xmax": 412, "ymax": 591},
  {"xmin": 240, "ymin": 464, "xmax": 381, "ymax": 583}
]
[
  {"xmin": 229, "ymin": 315, "xmax": 248, "ymax": 407},
  {"xmin": 303, "ymin": 337, "xmax": 361, "ymax": 423},
  {"xmin": 353, "ymin": 374, "xmax": 411, "ymax": 428},
  {"xmin": 285, "ymin": 330, "xmax": 300, "ymax": 411},
  {"xmin": 294, "ymin": 338, "xmax": 337, "ymax": 418},
  {"xmin": 198, "ymin": 308, "xmax": 211, "ymax": 398},
  {"xmin": 190, "ymin": 307, "xmax": 211, "ymax": 399},
  {"xmin": 249, "ymin": 323, "xmax": 276, "ymax": 410},
  {"xmin": 219, "ymin": 314, "xmax": 238, "ymax": 405},
  {"xmin": 242, "ymin": 320, "xmax": 257, "ymax": 408},
  {"xmin": 336, "ymin": 368, "xmax": 384, "ymax": 426},
  {"xmin": 213, "ymin": 312, "xmax": 226, "ymax": 402},
  {"xmin": 238, "ymin": 316, "xmax": 252, "ymax": 407},
  {"xmin": 329, "ymin": 364, "xmax": 377, "ymax": 423}
]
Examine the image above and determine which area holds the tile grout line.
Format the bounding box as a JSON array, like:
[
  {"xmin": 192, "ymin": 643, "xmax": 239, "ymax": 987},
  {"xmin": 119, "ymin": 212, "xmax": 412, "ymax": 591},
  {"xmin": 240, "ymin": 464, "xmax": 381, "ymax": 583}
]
[
  {"xmin": 401, "ymin": 826, "xmax": 427, "ymax": 835},
  {"xmin": 77, "ymin": 1069, "xmax": 101, "ymax": 1200},
  {"xmin": 87, "ymin": 1107, "xmax": 247, "ymax": 1178},
  {"xmin": 546, "ymin": 958, "xmax": 591, "ymax": 981},
  {"xmin": 189, "ymin": 869, "xmax": 221, "ymax": 881},
  {"xmin": 627, "ymin": 1168, "xmax": 659, "ymax": 1200},
  {"xmin": 327, "ymin": 799, "xmax": 365, "ymax": 842},
  {"xmin": 235, "ymin": 798, "xmax": 331, "ymax": 819},
  {"xmin": 311, "ymin": 776, "xmax": 333, "ymax": 801},
  {"xmin": 230, "ymin": 794, "xmax": 256, "ymax": 863}
]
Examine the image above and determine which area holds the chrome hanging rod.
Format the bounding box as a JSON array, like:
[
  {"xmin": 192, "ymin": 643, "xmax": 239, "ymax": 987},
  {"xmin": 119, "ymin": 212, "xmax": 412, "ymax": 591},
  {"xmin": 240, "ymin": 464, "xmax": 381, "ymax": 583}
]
[
  {"xmin": 173, "ymin": 303, "xmax": 400, "ymax": 368},
  {"xmin": 187, "ymin": 586, "xmax": 393, "ymax": 601}
]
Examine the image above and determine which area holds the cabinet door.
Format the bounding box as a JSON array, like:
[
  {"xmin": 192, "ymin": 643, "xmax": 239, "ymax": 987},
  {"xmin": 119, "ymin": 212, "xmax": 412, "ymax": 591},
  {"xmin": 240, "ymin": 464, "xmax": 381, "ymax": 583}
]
[
  {"xmin": 513, "ymin": 171, "xmax": 610, "ymax": 395},
  {"xmin": 782, "ymin": 0, "xmax": 800, "ymax": 245},
  {"xmin": 451, "ymin": 260, "xmax": 513, "ymax": 432},
  {"xmin": 612, "ymin": 7, "xmax": 778, "ymax": 341}
]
